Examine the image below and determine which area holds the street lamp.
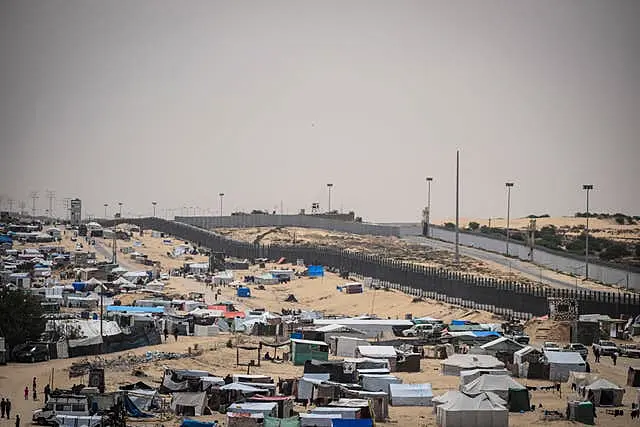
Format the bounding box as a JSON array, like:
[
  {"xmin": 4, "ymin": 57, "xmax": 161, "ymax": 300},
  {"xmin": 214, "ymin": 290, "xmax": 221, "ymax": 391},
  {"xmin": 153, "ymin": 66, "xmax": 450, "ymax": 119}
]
[
  {"xmin": 103, "ymin": 203, "xmax": 108, "ymax": 218},
  {"xmin": 426, "ymin": 177, "xmax": 433, "ymax": 237},
  {"xmin": 327, "ymin": 184, "xmax": 333, "ymax": 213},
  {"xmin": 505, "ymin": 182, "xmax": 514, "ymax": 256},
  {"xmin": 152, "ymin": 201, "xmax": 157, "ymax": 217},
  {"xmin": 219, "ymin": 193, "xmax": 224, "ymax": 216},
  {"xmin": 118, "ymin": 202, "xmax": 123, "ymax": 217},
  {"xmin": 583, "ymin": 184, "xmax": 594, "ymax": 280}
]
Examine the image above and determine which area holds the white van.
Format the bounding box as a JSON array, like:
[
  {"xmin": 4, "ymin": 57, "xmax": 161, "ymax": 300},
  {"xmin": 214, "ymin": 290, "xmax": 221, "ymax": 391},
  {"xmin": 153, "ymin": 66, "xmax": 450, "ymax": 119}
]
[{"xmin": 33, "ymin": 395, "xmax": 90, "ymax": 425}]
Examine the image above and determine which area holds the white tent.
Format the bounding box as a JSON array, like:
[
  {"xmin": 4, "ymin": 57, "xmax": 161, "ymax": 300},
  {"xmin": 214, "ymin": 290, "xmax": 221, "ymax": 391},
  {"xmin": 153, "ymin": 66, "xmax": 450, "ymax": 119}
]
[
  {"xmin": 584, "ymin": 378, "xmax": 625, "ymax": 406},
  {"xmin": 460, "ymin": 369, "xmax": 510, "ymax": 387},
  {"xmin": 170, "ymin": 392, "xmax": 206, "ymax": 416},
  {"xmin": 568, "ymin": 371, "xmax": 599, "ymax": 389},
  {"xmin": 441, "ymin": 355, "xmax": 505, "ymax": 376},
  {"xmin": 438, "ymin": 392, "xmax": 508, "ymax": 427},
  {"xmin": 86, "ymin": 277, "xmax": 102, "ymax": 286},
  {"xmin": 111, "ymin": 266, "xmax": 128, "ymax": 274},
  {"xmin": 545, "ymin": 351, "xmax": 586, "ymax": 382},
  {"xmin": 462, "ymin": 374, "xmax": 526, "ymax": 401},
  {"xmin": 389, "ymin": 383, "xmax": 433, "ymax": 406},
  {"xmin": 113, "ymin": 277, "xmax": 133, "ymax": 286}
]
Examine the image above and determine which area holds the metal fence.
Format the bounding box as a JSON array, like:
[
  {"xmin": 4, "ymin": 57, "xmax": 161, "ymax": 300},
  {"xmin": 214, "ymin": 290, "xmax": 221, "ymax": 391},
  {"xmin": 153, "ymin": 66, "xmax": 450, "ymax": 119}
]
[{"xmin": 101, "ymin": 218, "xmax": 640, "ymax": 318}]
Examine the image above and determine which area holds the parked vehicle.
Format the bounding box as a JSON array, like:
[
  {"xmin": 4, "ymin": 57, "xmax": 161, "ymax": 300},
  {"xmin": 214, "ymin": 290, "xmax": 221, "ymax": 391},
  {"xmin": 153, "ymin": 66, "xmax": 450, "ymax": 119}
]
[
  {"xmin": 593, "ymin": 340, "xmax": 619, "ymax": 356},
  {"xmin": 12, "ymin": 343, "xmax": 50, "ymax": 363},
  {"xmin": 619, "ymin": 344, "xmax": 640, "ymax": 358},
  {"xmin": 543, "ymin": 342, "xmax": 561, "ymax": 352},
  {"xmin": 506, "ymin": 334, "xmax": 530, "ymax": 345},
  {"xmin": 564, "ymin": 343, "xmax": 589, "ymax": 360},
  {"xmin": 33, "ymin": 395, "xmax": 90, "ymax": 425},
  {"xmin": 402, "ymin": 323, "xmax": 441, "ymax": 337}
]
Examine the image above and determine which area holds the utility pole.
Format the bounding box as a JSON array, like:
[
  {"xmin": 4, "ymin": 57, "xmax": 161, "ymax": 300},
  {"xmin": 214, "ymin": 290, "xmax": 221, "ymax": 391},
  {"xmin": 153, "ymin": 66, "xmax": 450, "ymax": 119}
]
[
  {"xmin": 8, "ymin": 199, "xmax": 15, "ymax": 214},
  {"xmin": 426, "ymin": 177, "xmax": 433, "ymax": 237},
  {"xmin": 152, "ymin": 201, "xmax": 157, "ymax": 217},
  {"xmin": 219, "ymin": 193, "xmax": 224, "ymax": 216},
  {"xmin": 30, "ymin": 191, "xmax": 39, "ymax": 217},
  {"xmin": 505, "ymin": 182, "xmax": 514, "ymax": 256},
  {"xmin": 104, "ymin": 203, "xmax": 108, "ymax": 218},
  {"xmin": 327, "ymin": 184, "xmax": 334, "ymax": 213},
  {"xmin": 46, "ymin": 190, "xmax": 55, "ymax": 220},
  {"xmin": 455, "ymin": 151, "xmax": 460, "ymax": 264},
  {"xmin": 583, "ymin": 184, "xmax": 593, "ymax": 280},
  {"xmin": 118, "ymin": 202, "xmax": 123, "ymax": 217}
]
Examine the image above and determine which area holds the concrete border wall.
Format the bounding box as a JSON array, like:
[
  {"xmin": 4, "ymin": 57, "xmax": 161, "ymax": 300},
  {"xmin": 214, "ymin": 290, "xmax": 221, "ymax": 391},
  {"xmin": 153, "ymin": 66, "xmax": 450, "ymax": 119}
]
[
  {"xmin": 98, "ymin": 218, "xmax": 640, "ymax": 319},
  {"xmin": 175, "ymin": 215, "xmax": 401, "ymax": 237}
]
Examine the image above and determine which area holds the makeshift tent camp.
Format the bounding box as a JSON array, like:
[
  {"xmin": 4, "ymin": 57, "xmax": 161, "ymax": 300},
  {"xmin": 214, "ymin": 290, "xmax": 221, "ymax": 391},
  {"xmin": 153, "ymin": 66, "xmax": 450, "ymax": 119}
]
[
  {"xmin": 462, "ymin": 374, "xmax": 526, "ymax": 403},
  {"xmin": 332, "ymin": 336, "xmax": 370, "ymax": 357},
  {"xmin": 438, "ymin": 393, "xmax": 508, "ymax": 427},
  {"xmin": 170, "ymin": 392, "xmax": 207, "ymax": 416},
  {"xmin": 545, "ymin": 351, "xmax": 586, "ymax": 382},
  {"xmin": 330, "ymin": 420, "xmax": 373, "ymax": 427},
  {"xmin": 584, "ymin": 378, "xmax": 625, "ymax": 406},
  {"xmin": 389, "ymin": 383, "xmax": 433, "ymax": 406},
  {"xmin": 227, "ymin": 402, "xmax": 277, "ymax": 418},
  {"xmin": 459, "ymin": 369, "xmax": 510, "ymax": 387},
  {"xmin": 299, "ymin": 412, "xmax": 342, "ymax": 426},
  {"xmin": 357, "ymin": 346, "xmax": 397, "ymax": 371},
  {"xmin": 263, "ymin": 416, "xmax": 301, "ymax": 427},
  {"xmin": 566, "ymin": 400, "xmax": 595, "ymax": 425},
  {"xmin": 441, "ymin": 355, "xmax": 505, "ymax": 376},
  {"xmin": 480, "ymin": 337, "xmax": 524, "ymax": 356},
  {"xmin": 513, "ymin": 346, "xmax": 544, "ymax": 379}
]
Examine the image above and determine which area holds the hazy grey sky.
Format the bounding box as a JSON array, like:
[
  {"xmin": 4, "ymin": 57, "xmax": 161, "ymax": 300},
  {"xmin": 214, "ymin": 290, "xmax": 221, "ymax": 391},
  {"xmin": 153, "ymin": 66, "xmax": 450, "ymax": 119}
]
[{"xmin": 1, "ymin": 1, "xmax": 639, "ymax": 222}]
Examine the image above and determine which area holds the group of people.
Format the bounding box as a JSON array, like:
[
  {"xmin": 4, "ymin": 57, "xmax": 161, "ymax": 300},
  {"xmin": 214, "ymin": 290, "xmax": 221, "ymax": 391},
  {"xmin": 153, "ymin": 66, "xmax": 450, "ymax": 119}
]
[
  {"xmin": 163, "ymin": 327, "xmax": 180, "ymax": 342},
  {"xmin": 593, "ymin": 347, "xmax": 618, "ymax": 365},
  {"xmin": 0, "ymin": 397, "xmax": 19, "ymax": 427}
]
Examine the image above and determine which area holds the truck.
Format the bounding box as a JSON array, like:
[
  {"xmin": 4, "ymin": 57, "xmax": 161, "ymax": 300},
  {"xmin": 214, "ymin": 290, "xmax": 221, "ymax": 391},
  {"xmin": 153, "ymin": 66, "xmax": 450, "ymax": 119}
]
[
  {"xmin": 593, "ymin": 340, "xmax": 619, "ymax": 356},
  {"xmin": 402, "ymin": 323, "xmax": 442, "ymax": 338},
  {"xmin": 33, "ymin": 394, "xmax": 90, "ymax": 425}
]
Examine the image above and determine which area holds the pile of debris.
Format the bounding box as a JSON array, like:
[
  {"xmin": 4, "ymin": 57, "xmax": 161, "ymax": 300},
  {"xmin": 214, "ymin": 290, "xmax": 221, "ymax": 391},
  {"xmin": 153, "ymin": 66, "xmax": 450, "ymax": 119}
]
[{"xmin": 68, "ymin": 350, "xmax": 201, "ymax": 376}]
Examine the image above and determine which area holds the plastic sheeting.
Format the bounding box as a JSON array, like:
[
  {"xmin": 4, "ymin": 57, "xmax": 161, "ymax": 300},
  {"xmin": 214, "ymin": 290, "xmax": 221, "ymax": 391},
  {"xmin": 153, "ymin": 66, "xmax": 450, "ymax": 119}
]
[{"xmin": 264, "ymin": 416, "xmax": 301, "ymax": 427}]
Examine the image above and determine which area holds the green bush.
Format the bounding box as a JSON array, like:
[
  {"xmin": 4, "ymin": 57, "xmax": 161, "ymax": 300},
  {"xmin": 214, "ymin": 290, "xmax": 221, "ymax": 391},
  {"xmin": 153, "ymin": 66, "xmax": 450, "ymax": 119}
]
[
  {"xmin": 599, "ymin": 243, "xmax": 630, "ymax": 261},
  {"xmin": 444, "ymin": 222, "xmax": 456, "ymax": 230},
  {"xmin": 468, "ymin": 221, "xmax": 480, "ymax": 231}
]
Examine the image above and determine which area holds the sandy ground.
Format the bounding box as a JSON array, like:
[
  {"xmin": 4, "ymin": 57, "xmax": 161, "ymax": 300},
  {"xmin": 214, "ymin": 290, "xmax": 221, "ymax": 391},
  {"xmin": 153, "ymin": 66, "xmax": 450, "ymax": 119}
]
[{"xmin": 2, "ymin": 230, "xmax": 639, "ymax": 426}]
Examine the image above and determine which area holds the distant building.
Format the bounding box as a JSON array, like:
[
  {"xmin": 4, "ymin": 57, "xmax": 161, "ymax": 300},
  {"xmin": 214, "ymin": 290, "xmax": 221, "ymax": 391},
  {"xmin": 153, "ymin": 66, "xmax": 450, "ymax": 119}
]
[{"xmin": 70, "ymin": 198, "xmax": 82, "ymax": 225}]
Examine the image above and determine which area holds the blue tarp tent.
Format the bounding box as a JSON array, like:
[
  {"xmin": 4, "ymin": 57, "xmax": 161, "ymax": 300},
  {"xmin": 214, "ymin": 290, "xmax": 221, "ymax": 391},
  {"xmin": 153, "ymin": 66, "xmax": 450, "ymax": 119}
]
[
  {"xmin": 331, "ymin": 419, "xmax": 373, "ymax": 427},
  {"xmin": 472, "ymin": 331, "xmax": 501, "ymax": 338},
  {"xmin": 181, "ymin": 419, "xmax": 218, "ymax": 427},
  {"xmin": 308, "ymin": 265, "xmax": 324, "ymax": 277},
  {"xmin": 237, "ymin": 287, "xmax": 251, "ymax": 297},
  {"xmin": 124, "ymin": 395, "xmax": 152, "ymax": 418},
  {"xmin": 72, "ymin": 282, "xmax": 86, "ymax": 291}
]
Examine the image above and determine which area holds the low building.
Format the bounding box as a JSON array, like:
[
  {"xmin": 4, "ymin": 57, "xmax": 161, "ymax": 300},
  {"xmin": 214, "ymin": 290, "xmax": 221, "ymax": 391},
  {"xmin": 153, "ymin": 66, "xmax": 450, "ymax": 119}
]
[{"xmin": 290, "ymin": 339, "xmax": 329, "ymax": 366}]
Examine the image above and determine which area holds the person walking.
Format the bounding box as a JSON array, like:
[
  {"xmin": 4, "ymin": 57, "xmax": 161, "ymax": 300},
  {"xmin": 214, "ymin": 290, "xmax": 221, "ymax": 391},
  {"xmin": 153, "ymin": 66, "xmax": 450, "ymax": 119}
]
[
  {"xmin": 173, "ymin": 327, "xmax": 179, "ymax": 342},
  {"xmin": 1, "ymin": 397, "xmax": 6, "ymax": 418},
  {"xmin": 44, "ymin": 384, "xmax": 50, "ymax": 403},
  {"xmin": 15, "ymin": 414, "xmax": 20, "ymax": 427},
  {"xmin": 594, "ymin": 346, "xmax": 600, "ymax": 363},
  {"xmin": 612, "ymin": 352, "xmax": 618, "ymax": 366},
  {"xmin": 163, "ymin": 327, "xmax": 169, "ymax": 342},
  {"xmin": 6, "ymin": 399, "xmax": 11, "ymax": 419},
  {"xmin": 24, "ymin": 386, "xmax": 28, "ymax": 400}
]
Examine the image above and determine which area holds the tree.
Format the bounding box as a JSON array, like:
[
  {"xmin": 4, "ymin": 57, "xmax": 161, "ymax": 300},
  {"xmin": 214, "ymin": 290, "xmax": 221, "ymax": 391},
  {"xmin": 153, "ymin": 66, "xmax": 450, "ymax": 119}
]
[
  {"xmin": 0, "ymin": 289, "xmax": 45, "ymax": 353},
  {"xmin": 444, "ymin": 222, "xmax": 456, "ymax": 230},
  {"xmin": 468, "ymin": 221, "xmax": 480, "ymax": 231},
  {"xmin": 599, "ymin": 243, "xmax": 630, "ymax": 261}
]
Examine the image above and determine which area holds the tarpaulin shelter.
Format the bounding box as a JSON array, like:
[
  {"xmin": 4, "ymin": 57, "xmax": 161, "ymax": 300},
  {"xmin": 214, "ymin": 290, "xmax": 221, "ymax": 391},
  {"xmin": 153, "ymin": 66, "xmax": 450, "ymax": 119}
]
[
  {"xmin": 459, "ymin": 369, "xmax": 510, "ymax": 387},
  {"xmin": 227, "ymin": 402, "xmax": 277, "ymax": 418},
  {"xmin": 263, "ymin": 416, "xmax": 300, "ymax": 427},
  {"xmin": 462, "ymin": 374, "xmax": 526, "ymax": 402},
  {"xmin": 237, "ymin": 287, "xmax": 251, "ymax": 297},
  {"xmin": 181, "ymin": 419, "xmax": 219, "ymax": 427},
  {"xmin": 568, "ymin": 371, "xmax": 599, "ymax": 389},
  {"xmin": 544, "ymin": 351, "xmax": 586, "ymax": 382},
  {"xmin": 330, "ymin": 420, "xmax": 373, "ymax": 427},
  {"xmin": 361, "ymin": 374, "xmax": 402, "ymax": 393},
  {"xmin": 307, "ymin": 265, "xmax": 324, "ymax": 277},
  {"xmin": 437, "ymin": 392, "xmax": 508, "ymax": 427},
  {"xmin": 441, "ymin": 355, "xmax": 505, "ymax": 376},
  {"xmin": 389, "ymin": 383, "xmax": 433, "ymax": 406},
  {"xmin": 584, "ymin": 378, "xmax": 625, "ymax": 406},
  {"xmin": 170, "ymin": 392, "xmax": 207, "ymax": 416},
  {"xmin": 291, "ymin": 339, "xmax": 329, "ymax": 365},
  {"xmin": 123, "ymin": 394, "xmax": 153, "ymax": 418}
]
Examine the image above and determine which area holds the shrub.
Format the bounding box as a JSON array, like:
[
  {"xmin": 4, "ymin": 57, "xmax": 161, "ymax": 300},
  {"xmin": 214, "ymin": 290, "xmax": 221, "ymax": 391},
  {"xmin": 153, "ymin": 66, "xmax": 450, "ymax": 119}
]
[
  {"xmin": 468, "ymin": 221, "xmax": 480, "ymax": 231},
  {"xmin": 444, "ymin": 222, "xmax": 456, "ymax": 230},
  {"xmin": 599, "ymin": 243, "xmax": 630, "ymax": 261}
]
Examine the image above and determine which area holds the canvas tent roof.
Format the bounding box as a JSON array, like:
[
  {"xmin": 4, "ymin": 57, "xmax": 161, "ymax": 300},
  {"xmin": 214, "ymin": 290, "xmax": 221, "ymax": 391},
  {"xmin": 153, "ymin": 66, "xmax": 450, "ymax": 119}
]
[
  {"xmin": 545, "ymin": 351, "xmax": 586, "ymax": 365},
  {"xmin": 441, "ymin": 355, "xmax": 505, "ymax": 376},
  {"xmin": 480, "ymin": 337, "xmax": 524, "ymax": 351},
  {"xmin": 358, "ymin": 346, "xmax": 397, "ymax": 358},
  {"xmin": 86, "ymin": 277, "xmax": 102, "ymax": 285},
  {"xmin": 389, "ymin": 383, "xmax": 433, "ymax": 406},
  {"xmin": 220, "ymin": 383, "xmax": 266, "ymax": 394},
  {"xmin": 315, "ymin": 324, "xmax": 366, "ymax": 334},
  {"xmin": 170, "ymin": 392, "xmax": 206, "ymax": 416},
  {"xmin": 438, "ymin": 392, "xmax": 508, "ymax": 427},
  {"xmin": 585, "ymin": 378, "xmax": 623, "ymax": 391},
  {"xmin": 462, "ymin": 374, "xmax": 525, "ymax": 400},
  {"xmin": 459, "ymin": 369, "xmax": 510, "ymax": 387}
]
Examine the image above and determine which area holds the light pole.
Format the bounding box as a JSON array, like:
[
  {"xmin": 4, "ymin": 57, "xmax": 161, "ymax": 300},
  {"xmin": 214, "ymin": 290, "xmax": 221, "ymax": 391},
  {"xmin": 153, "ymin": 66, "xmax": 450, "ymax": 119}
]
[
  {"xmin": 103, "ymin": 203, "xmax": 108, "ymax": 218},
  {"xmin": 505, "ymin": 182, "xmax": 514, "ymax": 256},
  {"xmin": 426, "ymin": 177, "xmax": 433, "ymax": 237},
  {"xmin": 583, "ymin": 184, "xmax": 593, "ymax": 280},
  {"xmin": 219, "ymin": 193, "xmax": 224, "ymax": 216},
  {"xmin": 326, "ymin": 184, "xmax": 333, "ymax": 213},
  {"xmin": 152, "ymin": 201, "xmax": 157, "ymax": 217},
  {"xmin": 118, "ymin": 202, "xmax": 123, "ymax": 217}
]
